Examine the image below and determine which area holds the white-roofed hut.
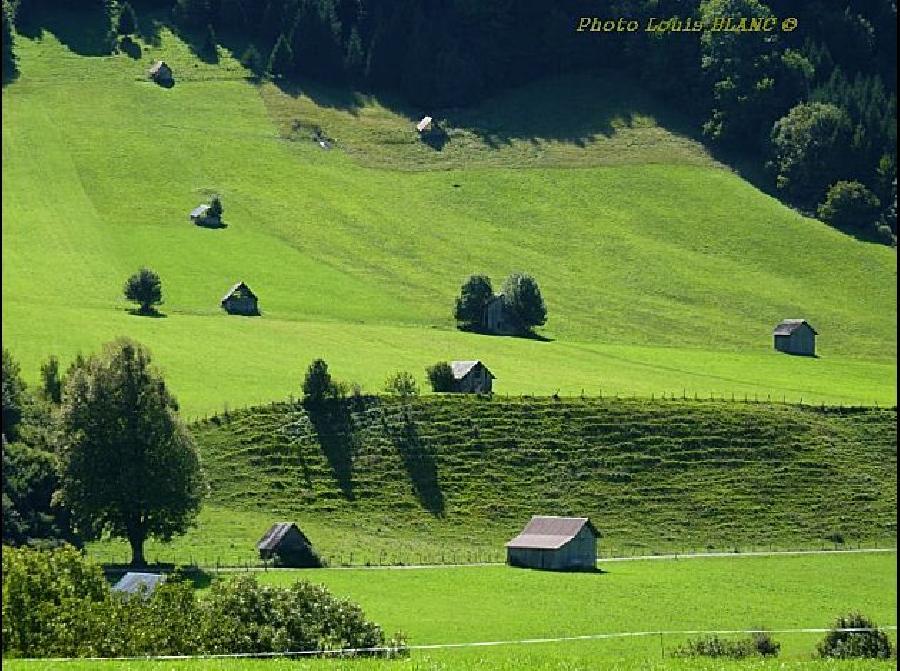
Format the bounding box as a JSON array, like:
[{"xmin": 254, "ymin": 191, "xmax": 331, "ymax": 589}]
[{"xmin": 450, "ymin": 360, "xmax": 494, "ymax": 393}]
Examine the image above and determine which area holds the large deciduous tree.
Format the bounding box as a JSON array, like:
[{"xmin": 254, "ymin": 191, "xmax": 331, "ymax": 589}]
[
  {"xmin": 58, "ymin": 339, "xmax": 204, "ymax": 567},
  {"xmin": 769, "ymin": 102, "xmax": 853, "ymax": 205}
]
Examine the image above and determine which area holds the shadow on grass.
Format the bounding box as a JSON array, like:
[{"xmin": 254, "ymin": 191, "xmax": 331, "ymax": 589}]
[
  {"xmin": 119, "ymin": 36, "xmax": 142, "ymax": 60},
  {"xmin": 307, "ymin": 400, "xmax": 355, "ymax": 501},
  {"xmin": 388, "ymin": 408, "xmax": 445, "ymax": 516},
  {"xmin": 127, "ymin": 308, "xmax": 167, "ymax": 318},
  {"xmin": 27, "ymin": 2, "xmax": 115, "ymax": 56}
]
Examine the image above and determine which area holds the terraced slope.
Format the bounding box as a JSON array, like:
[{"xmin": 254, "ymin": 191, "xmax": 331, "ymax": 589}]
[
  {"xmin": 86, "ymin": 397, "xmax": 894, "ymax": 565},
  {"xmin": 2, "ymin": 9, "xmax": 896, "ymax": 415}
]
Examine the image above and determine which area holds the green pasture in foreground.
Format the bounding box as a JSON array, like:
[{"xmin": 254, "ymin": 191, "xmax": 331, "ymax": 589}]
[
  {"xmin": 2, "ymin": 10, "xmax": 896, "ymax": 416},
  {"xmin": 4, "ymin": 553, "xmax": 896, "ymax": 670}
]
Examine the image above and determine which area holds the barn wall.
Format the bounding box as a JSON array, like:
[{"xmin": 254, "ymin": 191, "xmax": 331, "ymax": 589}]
[{"xmin": 790, "ymin": 326, "xmax": 816, "ymax": 355}]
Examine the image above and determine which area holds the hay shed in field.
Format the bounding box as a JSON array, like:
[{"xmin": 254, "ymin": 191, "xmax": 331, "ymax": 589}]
[
  {"xmin": 450, "ymin": 360, "xmax": 495, "ymax": 393},
  {"xmin": 773, "ymin": 319, "xmax": 817, "ymax": 356},
  {"xmin": 111, "ymin": 572, "xmax": 167, "ymax": 597},
  {"xmin": 221, "ymin": 281, "xmax": 259, "ymax": 316},
  {"xmin": 189, "ymin": 204, "xmax": 211, "ymax": 222},
  {"xmin": 506, "ymin": 516, "xmax": 599, "ymax": 571},
  {"xmin": 148, "ymin": 61, "xmax": 173, "ymax": 84},
  {"xmin": 416, "ymin": 116, "xmax": 433, "ymax": 132},
  {"xmin": 483, "ymin": 294, "xmax": 519, "ymax": 335},
  {"xmin": 257, "ymin": 522, "xmax": 321, "ymax": 567}
]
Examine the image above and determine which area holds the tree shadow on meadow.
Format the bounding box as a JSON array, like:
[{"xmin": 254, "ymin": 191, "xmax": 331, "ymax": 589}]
[
  {"xmin": 387, "ymin": 408, "xmax": 445, "ymax": 516},
  {"xmin": 307, "ymin": 401, "xmax": 355, "ymax": 502}
]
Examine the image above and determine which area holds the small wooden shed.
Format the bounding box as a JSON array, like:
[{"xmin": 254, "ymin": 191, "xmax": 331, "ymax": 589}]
[
  {"xmin": 189, "ymin": 204, "xmax": 211, "ymax": 222},
  {"xmin": 257, "ymin": 522, "xmax": 320, "ymax": 567},
  {"xmin": 450, "ymin": 360, "xmax": 495, "ymax": 393},
  {"xmin": 221, "ymin": 281, "xmax": 259, "ymax": 316},
  {"xmin": 416, "ymin": 116, "xmax": 433, "ymax": 133},
  {"xmin": 483, "ymin": 295, "xmax": 519, "ymax": 335},
  {"xmin": 506, "ymin": 516, "xmax": 599, "ymax": 571},
  {"xmin": 773, "ymin": 319, "xmax": 817, "ymax": 356},
  {"xmin": 111, "ymin": 572, "xmax": 166, "ymax": 597},
  {"xmin": 148, "ymin": 61, "xmax": 173, "ymax": 84}
]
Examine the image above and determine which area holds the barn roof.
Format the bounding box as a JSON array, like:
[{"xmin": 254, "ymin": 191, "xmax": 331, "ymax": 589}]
[
  {"xmin": 257, "ymin": 522, "xmax": 307, "ymax": 551},
  {"xmin": 450, "ymin": 360, "xmax": 495, "ymax": 380},
  {"xmin": 505, "ymin": 516, "xmax": 599, "ymax": 550},
  {"xmin": 416, "ymin": 116, "xmax": 433, "ymax": 132},
  {"xmin": 190, "ymin": 204, "xmax": 211, "ymax": 218},
  {"xmin": 773, "ymin": 319, "xmax": 817, "ymax": 336},
  {"xmin": 222, "ymin": 281, "xmax": 257, "ymax": 303},
  {"xmin": 112, "ymin": 572, "xmax": 166, "ymax": 595}
]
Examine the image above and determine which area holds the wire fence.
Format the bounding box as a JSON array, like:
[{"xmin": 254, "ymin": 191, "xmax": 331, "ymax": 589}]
[
  {"xmin": 11, "ymin": 626, "xmax": 899, "ymax": 663},
  {"xmin": 90, "ymin": 539, "xmax": 897, "ymax": 572},
  {"xmin": 189, "ymin": 392, "xmax": 896, "ymax": 423}
]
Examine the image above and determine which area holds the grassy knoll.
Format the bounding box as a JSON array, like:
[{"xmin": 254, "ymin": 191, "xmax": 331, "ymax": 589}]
[
  {"xmin": 4, "ymin": 553, "xmax": 896, "ymax": 669},
  {"xmin": 87, "ymin": 397, "xmax": 897, "ymax": 566},
  {"xmin": 2, "ymin": 9, "xmax": 896, "ymax": 416}
]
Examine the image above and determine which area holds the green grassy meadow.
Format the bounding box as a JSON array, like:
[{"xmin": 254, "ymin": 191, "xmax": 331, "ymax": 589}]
[
  {"xmin": 86, "ymin": 398, "xmax": 897, "ymax": 566},
  {"xmin": 4, "ymin": 553, "xmax": 896, "ymax": 669},
  {"xmin": 2, "ymin": 10, "xmax": 896, "ymax": 417}
]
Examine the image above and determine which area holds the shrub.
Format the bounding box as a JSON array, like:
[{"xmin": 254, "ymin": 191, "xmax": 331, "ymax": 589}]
[
  {"xmin": 817, "ymin": 612, "xmax": 893, "ymax": 659},
  {"xmin": 1, "ymin": 544, "xmax": 108, "ymax": 657},
  {"xmin": 198, "ymin": 574, "xmax": 392, "ymax": 655},
  {"xmin": 2, "ymin": 547, "xmax": 401, "ymax": 659},
  {"xmin": 673, "ymin": 632, "xmax": 780, "ymax": 659},
  {"xmin": 769, "ymin": 102, "xmax": 853, "ymax": 206},
  {"xmin": 384, "ymin": 371, "xmax": 419, "ymax": 398},
  {"xmin": 123, "ymin": 268, "xmax": 163, "ymax": 315},
  {"xmin": 426, "ymin": 361, "xmax": 455, "ymax": 392},
  {"xmin": 817, "ymin": 181, "xmax": 881, "ymax": 231}
]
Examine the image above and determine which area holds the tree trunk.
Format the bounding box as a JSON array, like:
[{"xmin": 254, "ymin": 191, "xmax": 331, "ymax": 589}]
[{"xmin": 128, "ymin": 531, "xmax": 147, "ymax": 568}]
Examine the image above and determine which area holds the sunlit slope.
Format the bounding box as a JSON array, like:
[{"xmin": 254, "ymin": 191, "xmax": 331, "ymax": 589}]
[{"xmin": 2, "ymin": 23, "xmax": 895, "ymax": 415}]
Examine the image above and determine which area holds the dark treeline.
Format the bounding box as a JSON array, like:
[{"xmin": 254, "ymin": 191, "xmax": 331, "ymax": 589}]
[{"xmin": 2, "ymin": 0, "xmax": 897, "ymax": 241}]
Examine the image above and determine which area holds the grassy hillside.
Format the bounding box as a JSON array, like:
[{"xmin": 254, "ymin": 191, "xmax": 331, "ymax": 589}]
[
  {"xmin": 87, "ymin": 397, "xmax": 897, "ymax": 566},
  {"xmin": 2, "ymin": 8, "xmax": 896, "ymax": 417}
]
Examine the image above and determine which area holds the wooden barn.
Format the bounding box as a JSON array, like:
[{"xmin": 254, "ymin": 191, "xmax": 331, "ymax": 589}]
[
  {"xmin": 189, "ymin": 204, "xmax": 210, "ymax": 222},
  {"xmin": 416, "ymin": 116, "xmax": 433, "ymax": 133},
  {"xmin": 450, "ymin": 360, "xmax": 495, "ymax": 393},
  {"xmin": 773, "ymin": 319, "xmax": 817, "ymax": 356},
  {"xmin": 221, "ymin": 281, "xmax": 259, "ymax": 316},
  {"xmin": 506, "ymin": 516, "xmax": 599, "ymax": 571},
  {"xmin": 111, "ymin": 572, "xmax": 166, "ymax": 597},
  {"xmin": 483, "ymin": 295, "xmax": 519, "ymax": 335},
  {"xmin": 257, "ymin": 522, "xmax": 320, "ymax": 567},
  {"xmin": 148, "ymin": 61, "xmax": 173, "ymax": 84}
]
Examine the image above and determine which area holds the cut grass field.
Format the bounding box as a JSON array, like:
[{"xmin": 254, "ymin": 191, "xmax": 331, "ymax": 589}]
[
  {"xmin": 2, "ymin": 7, "xmax": 896, "ymax": 417},
  {"xmin": 87, "ymin": 397, "xmax": 897, "ymax": 566},
  {"xmin": 3, "ymin": 553, "xmax": 896, "ymax": 669}
]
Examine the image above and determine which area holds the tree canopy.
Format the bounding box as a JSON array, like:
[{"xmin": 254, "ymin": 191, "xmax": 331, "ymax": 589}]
[{"xmin": 58, "ymin": 339, "xmax": 204, "ymax": 566}]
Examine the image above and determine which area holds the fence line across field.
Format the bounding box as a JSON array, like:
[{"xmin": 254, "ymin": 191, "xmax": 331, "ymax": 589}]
[
  {"xmin": 14, "ymin": 626, "xmax": 898, "ymax": 663},
  {"xmin": 90, "ymin": 542, "xmax": 897, "ymax": 571}
]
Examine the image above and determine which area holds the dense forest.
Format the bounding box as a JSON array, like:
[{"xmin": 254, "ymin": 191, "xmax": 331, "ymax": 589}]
[{"xmin": 2, "ymin": 0, "xmax": 897, "ymax": 241}]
